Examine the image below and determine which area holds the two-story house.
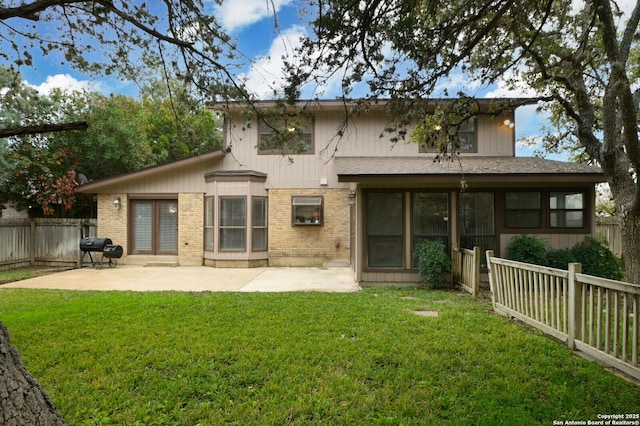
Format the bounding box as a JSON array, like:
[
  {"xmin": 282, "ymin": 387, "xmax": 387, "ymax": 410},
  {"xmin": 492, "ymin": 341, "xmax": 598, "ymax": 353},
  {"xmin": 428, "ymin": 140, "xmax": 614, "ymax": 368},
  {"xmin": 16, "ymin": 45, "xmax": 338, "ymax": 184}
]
[{"xmin": 76, "ymin": 99, "xmax": 605, "ymax": 286}]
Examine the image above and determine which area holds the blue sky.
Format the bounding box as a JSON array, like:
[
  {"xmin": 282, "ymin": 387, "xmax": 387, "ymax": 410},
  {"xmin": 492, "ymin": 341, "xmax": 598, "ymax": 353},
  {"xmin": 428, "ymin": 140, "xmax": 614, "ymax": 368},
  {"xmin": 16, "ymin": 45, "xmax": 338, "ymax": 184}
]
[{"xmin": 9, "ymin": 0, "xmax": 551, "ymax": 158}]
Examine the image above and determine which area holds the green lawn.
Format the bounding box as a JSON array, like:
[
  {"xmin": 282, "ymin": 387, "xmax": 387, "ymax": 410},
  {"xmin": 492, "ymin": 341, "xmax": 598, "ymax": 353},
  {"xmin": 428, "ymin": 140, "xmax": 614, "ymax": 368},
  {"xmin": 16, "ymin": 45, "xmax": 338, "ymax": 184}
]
[
  {"xmin": 0, "ymin": 287, "xmax": 638, "ymax": 425},
  {"xmin": 0, "ymin": 266, "xmax": 58, "ymax": 284}
]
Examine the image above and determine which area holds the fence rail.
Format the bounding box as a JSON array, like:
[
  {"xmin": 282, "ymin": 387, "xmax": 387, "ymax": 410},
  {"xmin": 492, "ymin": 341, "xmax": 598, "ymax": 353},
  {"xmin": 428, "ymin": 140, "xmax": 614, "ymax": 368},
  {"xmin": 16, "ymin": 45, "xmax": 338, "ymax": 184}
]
[
  {"xmin": 0, "ymin": 218, "xmax": 96, "ymax": 269},
  {"xmin": 486, "ymin": 250, "xmax": 640, "ymax": 381},
  {"xmin": 452, "ymin": 246, "xmax": 480, "ymax": 298}
]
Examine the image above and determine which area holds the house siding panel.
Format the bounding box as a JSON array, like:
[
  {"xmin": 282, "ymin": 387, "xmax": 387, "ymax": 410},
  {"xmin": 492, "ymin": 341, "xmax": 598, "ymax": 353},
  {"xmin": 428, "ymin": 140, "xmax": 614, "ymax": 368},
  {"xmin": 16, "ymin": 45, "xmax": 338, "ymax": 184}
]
[
  {"xmin": 224, "ymin": 110, "xmax": 516, "ymax": 191},
  {"xmin": 499, "ymin": 233, "xmax": 589, "ymax": 258}
]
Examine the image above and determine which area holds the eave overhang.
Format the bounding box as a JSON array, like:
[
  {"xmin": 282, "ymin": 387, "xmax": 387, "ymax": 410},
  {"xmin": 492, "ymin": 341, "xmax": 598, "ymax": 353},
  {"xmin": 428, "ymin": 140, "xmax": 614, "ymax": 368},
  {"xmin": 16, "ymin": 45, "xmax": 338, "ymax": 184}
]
[
  {"xmin": 76, "ymin": 148, "xmax": 225, "ymax": 193},
  {"xmin": 335, "ymin": 156, "xmax": 605, "ymax": 187}
]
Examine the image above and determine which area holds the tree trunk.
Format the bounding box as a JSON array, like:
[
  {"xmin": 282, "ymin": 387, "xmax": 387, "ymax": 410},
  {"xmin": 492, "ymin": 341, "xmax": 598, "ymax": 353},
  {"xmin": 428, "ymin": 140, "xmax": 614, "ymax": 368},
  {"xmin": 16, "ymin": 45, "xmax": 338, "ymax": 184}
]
[
  {"xmin": 0, "ymin": 321, "xmax": 66, "ymax": 425},
  {"xmin": 619, "ymin": 204, "xmax": 640, "ymax": 285}
]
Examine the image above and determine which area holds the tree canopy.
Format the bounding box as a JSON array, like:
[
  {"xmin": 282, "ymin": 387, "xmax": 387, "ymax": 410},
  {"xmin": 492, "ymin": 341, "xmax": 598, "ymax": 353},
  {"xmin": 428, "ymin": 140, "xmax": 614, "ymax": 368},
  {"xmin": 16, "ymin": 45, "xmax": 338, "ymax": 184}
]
[
  {"xmin": 0, "ymin": 69, "xmax": 222, "ymax": 217},
  {"xmin": 285, "ymin": 0, "xmax": 640, "ymax": 283},
  {"xmin": 0, "ymin": 0, "xmax": 244, "ymax": 101}
]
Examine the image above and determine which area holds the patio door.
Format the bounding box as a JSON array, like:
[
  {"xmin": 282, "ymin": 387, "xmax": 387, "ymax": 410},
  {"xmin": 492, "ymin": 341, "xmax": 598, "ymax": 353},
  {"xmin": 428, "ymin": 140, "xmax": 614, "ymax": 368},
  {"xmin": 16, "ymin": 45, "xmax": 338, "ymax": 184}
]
[
  {"xmin": 412, "ymin": 192, "xmax": 450, "ymax": 266},
  {"xmin": 131, "ymin": 199, "xmax": 178, "ymax": 255},
  {"xmin": 458, "ymin": 192, "xmax": 495, "ymax": 267}
]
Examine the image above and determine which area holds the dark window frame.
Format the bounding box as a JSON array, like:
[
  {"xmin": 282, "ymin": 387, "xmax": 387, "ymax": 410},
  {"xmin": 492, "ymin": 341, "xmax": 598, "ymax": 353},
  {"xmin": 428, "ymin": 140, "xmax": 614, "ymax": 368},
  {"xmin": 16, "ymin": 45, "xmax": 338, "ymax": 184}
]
[
  {"xmin": 549, "ymin": 191, "xmax": 586, "ymax": 229},
  {"xmin": 292, "ymin": 195, "xmax": 323, "ymax": 226},
  {"xmin": 411, "ymin": 191, "xmax": 450, "ymax": 267},
  {"xmin": 500, "ymin": 190, "xmax": 589, "ymax": 233},
  {"xmin": 505, "ymin": 191, "xmax": 543, "ymax": 229},
  {"xmin": 258, "ymin": 114, "xmax": 314, "ymax": 155},
  {"xmin": 419, "ymin": 117, "xmax": 477, "ymax": 153},
  {"xmin": 365, "ymin": 191, "xmax": 405, "ymax": 269}
]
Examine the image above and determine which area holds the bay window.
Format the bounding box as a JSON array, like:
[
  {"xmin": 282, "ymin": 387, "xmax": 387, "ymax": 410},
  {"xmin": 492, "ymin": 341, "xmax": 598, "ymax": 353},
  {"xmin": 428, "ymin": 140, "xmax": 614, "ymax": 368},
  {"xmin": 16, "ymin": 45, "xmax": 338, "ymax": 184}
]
[
  {"xmin": 252, "ymin": 197, "xmax": 268, "ymax": 251},
  {"xmin": 205, "ymin": 196, "xmax": 214, "ymax": 251}
]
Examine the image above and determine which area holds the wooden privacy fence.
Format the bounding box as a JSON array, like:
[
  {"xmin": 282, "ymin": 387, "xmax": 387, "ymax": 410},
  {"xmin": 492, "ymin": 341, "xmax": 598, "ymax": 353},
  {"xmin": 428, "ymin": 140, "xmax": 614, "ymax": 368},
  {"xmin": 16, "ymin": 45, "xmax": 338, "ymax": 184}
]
[
  {"xmin": 452, "ymin": 246, "xmax": 480, "ymax": 298},
  {"xmin": 0, "ymin": 218, "xmax": 97, "ymax": 269},
  {"xmin": 595, "ymin": 216, "xmax": 622, "ymax": 258},
  {"xmin": 486, "ymin": 250, "xmax": 640, "ymax": 381}
]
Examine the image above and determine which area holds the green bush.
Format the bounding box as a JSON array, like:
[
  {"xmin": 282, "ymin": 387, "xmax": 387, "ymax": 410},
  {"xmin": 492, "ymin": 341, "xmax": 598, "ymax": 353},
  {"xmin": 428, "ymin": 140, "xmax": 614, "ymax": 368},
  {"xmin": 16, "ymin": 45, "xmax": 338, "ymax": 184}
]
[
  {"xmin": 546, "ymin": 248, "xmax": 576, "ymax": 270},
  {"xmin": 569, "ymin": 237, "xmax": 623, "ymax": 280},
  {"xmin": 506, "ymin": 235, "xmax": 549, "ymax": 265},
  {"xmin": 415, "ymin": 239, "xmax": 451, "ymax": 289},
  {"xmin": 506, "ymin": 235, "xmax": 623, "ymax": 280}
]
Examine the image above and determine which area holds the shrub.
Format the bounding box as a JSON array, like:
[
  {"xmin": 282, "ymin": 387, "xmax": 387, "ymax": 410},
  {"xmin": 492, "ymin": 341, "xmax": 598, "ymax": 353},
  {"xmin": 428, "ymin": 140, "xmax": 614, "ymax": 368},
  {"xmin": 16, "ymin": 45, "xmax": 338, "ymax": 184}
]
[
  {"xmin": 415, "ymin": 239, "xmax": 451, "ymax": 289},
  {"xmin": 506, "ymin": 235, "xmax": 549, "ymax": 265},
  {"xmin": 506, "ymin": 235, "xmax": 623, "ymax": 280},
  {"xmin": 569, "ymin": 237, "xmax": 623, "ymax": 280},
  {"xmin": 546, "ymin": 248, "xmax": 576, "ymax": 270}
]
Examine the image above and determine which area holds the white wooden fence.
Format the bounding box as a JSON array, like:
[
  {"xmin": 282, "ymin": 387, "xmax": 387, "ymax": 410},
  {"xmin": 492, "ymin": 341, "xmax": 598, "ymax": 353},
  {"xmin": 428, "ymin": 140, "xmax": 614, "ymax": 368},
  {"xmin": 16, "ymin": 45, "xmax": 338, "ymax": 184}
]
[
  {"xmin": 486, "ymin": 250, "xmax": 640, "ymax": 381},
  {"xmin": 0, "ymin": 218, "xmax": 97, "ymax": 270},
  {"xmin": 452, "ymin": 246, "xmax": 480, "ymax": 298}
]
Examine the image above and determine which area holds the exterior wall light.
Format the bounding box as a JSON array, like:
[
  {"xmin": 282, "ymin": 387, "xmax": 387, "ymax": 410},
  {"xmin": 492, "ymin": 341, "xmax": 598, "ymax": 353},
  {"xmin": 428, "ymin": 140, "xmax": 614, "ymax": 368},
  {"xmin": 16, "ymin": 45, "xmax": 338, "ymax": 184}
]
[
  {"xmin": 502, "ymin": 119, "xmax": 515, "ymax": 129},
  {"xmin": 348, "ymin": 190, "xmax": 356, "ymax": 205},
  {"xmin": 113, "ymin": 196, "xmax": 121, "ymax": 210}
]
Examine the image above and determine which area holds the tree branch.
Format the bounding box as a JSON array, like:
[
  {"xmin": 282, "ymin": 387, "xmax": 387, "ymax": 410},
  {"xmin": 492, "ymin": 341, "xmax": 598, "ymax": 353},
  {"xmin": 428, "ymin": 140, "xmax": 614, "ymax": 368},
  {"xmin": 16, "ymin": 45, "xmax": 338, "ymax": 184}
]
[
  {"xmin": 0, "ymin": 0, "xmax": 82, "ymax": 21},
  {"xmin": 0, "ymin": 121, "xmax": 88, "ymax": 138}
]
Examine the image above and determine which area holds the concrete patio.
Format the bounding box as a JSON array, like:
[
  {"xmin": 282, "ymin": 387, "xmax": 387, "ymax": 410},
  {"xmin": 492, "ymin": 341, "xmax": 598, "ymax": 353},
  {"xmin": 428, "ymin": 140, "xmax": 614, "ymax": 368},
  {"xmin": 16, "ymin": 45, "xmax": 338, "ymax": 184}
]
[{"xmin": 0, "ymin": 265, "xmax": 360, "ymax": 293}]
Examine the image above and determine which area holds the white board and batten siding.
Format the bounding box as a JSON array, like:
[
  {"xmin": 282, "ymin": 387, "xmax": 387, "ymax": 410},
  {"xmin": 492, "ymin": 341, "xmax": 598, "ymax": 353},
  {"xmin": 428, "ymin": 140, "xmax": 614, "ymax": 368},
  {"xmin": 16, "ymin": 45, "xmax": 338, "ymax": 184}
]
[{"xmin": 224, "ymin": 109, "xmax": 516, "ymax": 191}]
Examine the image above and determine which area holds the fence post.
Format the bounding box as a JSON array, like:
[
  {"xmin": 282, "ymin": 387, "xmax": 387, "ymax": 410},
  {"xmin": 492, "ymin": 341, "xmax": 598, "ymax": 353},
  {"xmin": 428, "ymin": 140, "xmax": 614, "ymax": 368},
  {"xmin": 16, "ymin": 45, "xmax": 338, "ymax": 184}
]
[
  {"xmin": 486, "ymin": 250, "xmax": 496, "ymax": 308},
  {"xmin": 472, "ymin": 246, "xmax": 481, "ymax": 298},
  {"xmin": 567, "ymin": 262, "xmax": 583, "ymax": 350}
]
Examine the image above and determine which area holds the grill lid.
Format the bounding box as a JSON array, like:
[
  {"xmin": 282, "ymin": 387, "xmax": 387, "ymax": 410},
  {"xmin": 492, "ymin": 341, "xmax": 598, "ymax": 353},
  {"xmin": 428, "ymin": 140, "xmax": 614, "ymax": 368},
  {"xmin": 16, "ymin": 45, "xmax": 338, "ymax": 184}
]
[{"xmin": 79, "ymin": 237, "xmax": 113, "ymax": 252}]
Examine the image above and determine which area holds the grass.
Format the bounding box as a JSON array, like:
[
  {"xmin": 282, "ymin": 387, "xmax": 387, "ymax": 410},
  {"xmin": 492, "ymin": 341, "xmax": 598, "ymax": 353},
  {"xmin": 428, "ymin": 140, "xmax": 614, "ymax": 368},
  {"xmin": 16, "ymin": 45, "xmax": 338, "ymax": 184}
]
[
  {"xmin": 0, "ymin": 287, "xmax": 639, "ymax": 425},
  {"xmin": 0, "ymin": 266, "xmax": 57, "ymax": 284}
]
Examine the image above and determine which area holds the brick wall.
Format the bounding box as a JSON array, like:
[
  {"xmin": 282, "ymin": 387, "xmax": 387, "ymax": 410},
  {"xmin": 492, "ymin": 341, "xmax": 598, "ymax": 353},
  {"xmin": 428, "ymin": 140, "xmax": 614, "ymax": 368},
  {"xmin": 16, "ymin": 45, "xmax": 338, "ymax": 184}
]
[
  {"xmin": 97, "ymin": 193, "xmax": 128, "ymax": 257},
  {"xmin": 268, "ymin": 188, "xmax": 351, "ymax": 266},
  {"xmin": 178, "ymin": 193, "xmax": 204, "ymax": 265}
]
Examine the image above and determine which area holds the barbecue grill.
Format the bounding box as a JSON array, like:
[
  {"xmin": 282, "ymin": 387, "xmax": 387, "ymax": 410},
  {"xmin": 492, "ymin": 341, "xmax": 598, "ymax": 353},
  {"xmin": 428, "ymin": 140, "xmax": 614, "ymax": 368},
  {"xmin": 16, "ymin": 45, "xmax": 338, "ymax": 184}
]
[{"xmin": 80, "ymin": 237, "xmax": 122, "ymax": 269}]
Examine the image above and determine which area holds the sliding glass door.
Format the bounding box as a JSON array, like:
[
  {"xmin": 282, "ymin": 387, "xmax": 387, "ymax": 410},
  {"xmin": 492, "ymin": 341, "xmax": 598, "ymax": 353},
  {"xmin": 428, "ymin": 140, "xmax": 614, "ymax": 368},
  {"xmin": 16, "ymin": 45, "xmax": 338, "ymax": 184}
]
[{"xmin": 131, "ymin": 199, "xmax": 178, "ymax": 255}]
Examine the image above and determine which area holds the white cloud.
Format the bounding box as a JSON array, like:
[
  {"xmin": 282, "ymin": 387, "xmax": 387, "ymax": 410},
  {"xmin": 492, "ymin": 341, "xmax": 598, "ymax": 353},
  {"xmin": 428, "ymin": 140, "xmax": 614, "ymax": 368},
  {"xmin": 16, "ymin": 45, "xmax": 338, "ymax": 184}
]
[
  {"xmin": 240, "ymin": 25, "xmax": 307, "ymax": 99},
  {"xmin": 217, "ymin": 0, "xmax": 294, "ymax": 32},
  {"xmin": 29, "ymin": 74, "xmax": 96, "ymax": 95}
]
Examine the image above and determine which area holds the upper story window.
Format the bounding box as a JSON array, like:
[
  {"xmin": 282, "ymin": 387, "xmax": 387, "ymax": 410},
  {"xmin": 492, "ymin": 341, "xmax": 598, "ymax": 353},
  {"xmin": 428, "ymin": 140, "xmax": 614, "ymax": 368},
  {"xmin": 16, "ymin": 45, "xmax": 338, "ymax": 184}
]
[
  {"xmin": 419, "ymin": 117, "xmax": 476, "ymax": 153},
  {"xmin": 258, "ymin": 114, "xmax": 313, "ymax": 154}
]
